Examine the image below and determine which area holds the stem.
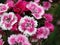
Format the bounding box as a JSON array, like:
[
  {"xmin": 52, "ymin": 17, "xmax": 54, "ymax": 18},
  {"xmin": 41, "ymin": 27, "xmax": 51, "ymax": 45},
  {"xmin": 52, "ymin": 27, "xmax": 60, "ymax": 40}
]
[{"xmin": 36, "ymin": 39, "xmax": 42, "ymax": 45}]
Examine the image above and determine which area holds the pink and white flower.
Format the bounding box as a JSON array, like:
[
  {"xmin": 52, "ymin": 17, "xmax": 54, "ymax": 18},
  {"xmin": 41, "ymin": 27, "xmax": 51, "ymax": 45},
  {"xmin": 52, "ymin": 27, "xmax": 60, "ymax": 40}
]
[
  {"xmin": 16, "ymin": 34, "xmax": 29, "ymax": 43},
  {"xmin": 18, "ymin": 16, "xmax": 38, "ymax": 36},
  {"xmin": 43, "ymin": 1, "xmax": 51, "ymax": 10},
  {"xmin": 8, "ymin": 34, "xmax": 16, "ymax": 45},
  {"xmin": 8, "ymin": 34, "xmax": 31, "ymax": 45},
  {"xmin": 1, "ymin": 12, "xmax": 17, "ymax": 30},
  {"xmin": 37, "ymin": 27, "xmax": 50, "ymax": 39},
  {"xmin": 0, "ymin": 3, "xmax": 9, "ymax": 13},
  {"xmin": 26, "ymin": 2, "xmax": 44, "ymax": 19},
  {"xmin": 6, "ymin": 0, "xmax": 14, "ymax": 8}
]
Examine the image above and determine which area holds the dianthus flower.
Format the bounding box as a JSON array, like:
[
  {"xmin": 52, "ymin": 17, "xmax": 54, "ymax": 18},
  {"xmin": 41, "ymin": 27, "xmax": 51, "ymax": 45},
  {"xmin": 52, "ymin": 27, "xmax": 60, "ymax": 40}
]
[
  {"xmin": 18, "ymin": 16, "xmax": 37, "ymax": 36},
  {"xmin": 26, "ymin": 2, "xmax": 44, "ymax": 19},
  {"xmin": 43, "ymin": 13, "xmax": 53, "ymax": 22},
  {"xmin": 43, "ymin": 1, "xmax": 51, "ymax": 10},
  {"xmin": 0, "ymin": 3, "xmax": 9, "ymax": 13},
  {"xmin": 45, "ymin": 21, "xmax": 54, "ymax": 32},
  {"xmin": 1, "ymin": 12, "xmax": 17, "ymax": 30},
  {"xmin": 37, "ymin": 27, "xmax": 50, "ymax": 39},
  {"xmin": 13, "ymin": 0, "xmax": 28, "ymax": 14}
]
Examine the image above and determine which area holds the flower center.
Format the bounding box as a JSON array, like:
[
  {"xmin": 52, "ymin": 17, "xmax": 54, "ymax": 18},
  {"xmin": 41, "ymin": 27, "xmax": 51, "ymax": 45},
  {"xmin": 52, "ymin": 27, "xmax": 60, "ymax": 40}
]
[
  {"xmin": 6, "ymin": 18, "xmax": 11, "ymax": 22},
  {"xmin": 26, "ymin": 22, "xmax": 32, "ymax": 27},
  {"xmin": 32, "ymin": 7, "xmax": 38, "ymax": 13}
]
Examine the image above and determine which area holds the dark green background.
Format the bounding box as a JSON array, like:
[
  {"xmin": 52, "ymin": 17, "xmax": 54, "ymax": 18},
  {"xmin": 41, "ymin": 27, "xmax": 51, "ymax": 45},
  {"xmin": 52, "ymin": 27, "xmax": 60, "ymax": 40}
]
[{"xmin": 0, "ymin": 0, "xmax": 60, "ymax": 45}]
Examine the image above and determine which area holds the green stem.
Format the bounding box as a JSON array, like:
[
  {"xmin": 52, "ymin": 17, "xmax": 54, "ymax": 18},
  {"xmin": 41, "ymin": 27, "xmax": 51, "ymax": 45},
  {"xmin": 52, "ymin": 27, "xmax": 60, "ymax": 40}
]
[{"xmin": 37, "ymin": 39, "xmax": 42, "ymax": 45}]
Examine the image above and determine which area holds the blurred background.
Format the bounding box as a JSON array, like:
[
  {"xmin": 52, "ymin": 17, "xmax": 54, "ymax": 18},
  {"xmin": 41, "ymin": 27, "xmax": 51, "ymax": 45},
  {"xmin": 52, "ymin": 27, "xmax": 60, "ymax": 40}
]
[{"xmin": 0, "ymin": 0, "xmax": 60, "ymax": 45}]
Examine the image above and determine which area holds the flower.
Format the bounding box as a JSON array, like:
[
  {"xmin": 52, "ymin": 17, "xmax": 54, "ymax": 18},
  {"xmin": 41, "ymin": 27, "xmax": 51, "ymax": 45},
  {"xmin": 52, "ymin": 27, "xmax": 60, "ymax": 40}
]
[
  {"xmin": 18, "ymin": 16, "xmax": 37, "ymax": 36},
  {"xmin": 0, "ymin": 3, "xmax": 9, "ymax": 13},
  {"xmin": 8, "ymin": 34, "xmax": 16, "ymax": 45},
  {"xmin": 1, "ymin": 12, "xmax": 17, "ymax": 30},
  {"xmin": 6, "ymin": 0, "xmax": 14, "ymax": 8},
  {"xmin": 45, "ymin": 21, "xmax": 54, "ymax": 32},
  {"xmin": 26, "ymin": 2, "xmax": 44, "ymax": 19},
  {"xmin": 43, "ymin": 1, "xmax": 51, "ymax": 10},
  {"xmin": 37, "ymin": 27, "xmax": 50, "ymax": 39},
  {"xmin": 13, "ymin": 0, "xmax": 28, "ymax": 14},
  {"xmin": 16, "ymin": 34, "xmax": 29, "ymax": 43},
  {"xmin": 8, "ymin": 34, "xmax": 31, "ymax": 45},
  {"xmin": 43, "ymin": 13, "xmax": 53, "ymax": 22}
]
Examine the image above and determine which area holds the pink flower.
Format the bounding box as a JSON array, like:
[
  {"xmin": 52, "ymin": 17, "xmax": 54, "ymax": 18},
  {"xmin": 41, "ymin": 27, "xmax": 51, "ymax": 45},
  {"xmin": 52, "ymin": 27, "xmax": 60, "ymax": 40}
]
[
  {"xmin": 26, "ymin": 2, "xmax": 44, "ymax": 19},
  {"xmin": 16, "ymin": 34, "xmax": 29, "ymax": 43},
  {"xmin": 0, "ymin": 39, "xmax": 4, "ymax": 45},
  {"xmin": 6, "ymin": 0, "xmax": 14, "ymax": 8},
  {"xmin": 37, "ymin": 27, "xmax": 50, "ymax": 39},
  {"xmin": 45, "ymin": 21, "xmax": 54, "ymax": 32},
  {"xmin": 43, "ymin": 1, "xmax": 51, "ymax": 10},
  {"xmin": 0, "ymin": 3, "xmax": 9, "ymax": 13},
  {"xmin": 8, "ymin": 34, "xmax": 31, "ymax": 45},
  {"xmin": 13, "ymin": 0, "xmax": 28, "ymax": 14},
  {"xmin": 18, "ymin": 16, "xmax": 38, "ymax": 36},
  {"xmin": 1, "ymin": 12, "xmax": 17, "ymax": 30},
  {"xmin": 8, "ymin": 35, "xmax": 16, "ymax": 45},
  {"xmin": 43, "ymin": 13, "xmax": 53, "ymax": 22}
]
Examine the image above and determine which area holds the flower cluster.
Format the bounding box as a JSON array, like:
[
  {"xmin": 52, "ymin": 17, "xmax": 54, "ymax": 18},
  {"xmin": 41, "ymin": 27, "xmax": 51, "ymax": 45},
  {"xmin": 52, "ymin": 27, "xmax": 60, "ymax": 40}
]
[{"xmin": 0, "ymin": 0, "xmax": 54, "ymax": 45}]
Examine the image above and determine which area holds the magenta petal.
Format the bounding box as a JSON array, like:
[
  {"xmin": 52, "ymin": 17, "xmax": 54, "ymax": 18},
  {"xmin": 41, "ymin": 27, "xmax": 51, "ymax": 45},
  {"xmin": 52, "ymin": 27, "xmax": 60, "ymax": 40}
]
[{"xmin": 45, "ymin": 21, "xmax": 54, "ymax": 32}]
